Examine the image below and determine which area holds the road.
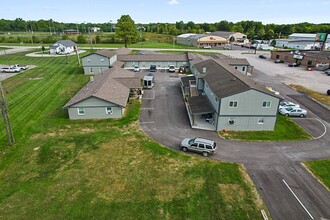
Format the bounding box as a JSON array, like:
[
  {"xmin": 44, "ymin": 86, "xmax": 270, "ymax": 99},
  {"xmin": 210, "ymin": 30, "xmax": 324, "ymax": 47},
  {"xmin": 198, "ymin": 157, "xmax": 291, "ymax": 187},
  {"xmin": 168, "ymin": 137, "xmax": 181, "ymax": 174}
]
[{"xmin": 139, "ymin": 71, "xmax": 330, "ymax": 220}]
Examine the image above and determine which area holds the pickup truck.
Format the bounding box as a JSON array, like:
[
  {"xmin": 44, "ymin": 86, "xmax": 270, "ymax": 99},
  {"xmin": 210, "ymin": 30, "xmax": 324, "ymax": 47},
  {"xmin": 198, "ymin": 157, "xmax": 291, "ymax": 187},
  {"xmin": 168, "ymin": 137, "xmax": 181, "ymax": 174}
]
[
  {"xmin": 0, "ymin": 67, "xmax": 21, "ymax": 73},
  {"xmin": 10, "ymin": 64, "xmax": 29, "ymax": 70}
]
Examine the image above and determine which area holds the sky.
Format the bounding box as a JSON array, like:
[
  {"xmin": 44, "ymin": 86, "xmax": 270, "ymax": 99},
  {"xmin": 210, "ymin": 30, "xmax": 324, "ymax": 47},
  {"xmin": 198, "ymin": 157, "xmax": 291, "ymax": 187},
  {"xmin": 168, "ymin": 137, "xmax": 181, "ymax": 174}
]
[{"xmin": 2, "ymin": 0, "xmax": 330, "ymax": 24}]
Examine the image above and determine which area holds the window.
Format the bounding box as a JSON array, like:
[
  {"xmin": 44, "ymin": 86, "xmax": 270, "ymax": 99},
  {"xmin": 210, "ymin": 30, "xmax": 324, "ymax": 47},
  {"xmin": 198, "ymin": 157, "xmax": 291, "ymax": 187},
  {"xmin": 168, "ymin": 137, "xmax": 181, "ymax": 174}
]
[
  {"xmin": 235, "ymin": 67, "xmax": 238, "ymax": 69},
  {"xmin": 100, "ymin": 67, "xmax": 103, "ymax": 72},
  {"xmin": 198, "ymin": 144, "xmax": 205, "ymax": 149},
  {"xmin": 228, "ymin": 118, "xmax": 235, "ymax": 125},
  {"xmin": 191, "ymin": 143, "xmax": 198, "ymax": 147},
  {"xmin": 206, "ymin": 145, "xmax": 212, "ymax": 149},
  {"xmin": 229, "ymin": 101, "xmax": 238, "ymax": 108},
  {"xmin": 100, "ymin": 58, "xmax": 104, "ymax": 62},
  {"xmin": 242, "ymin": 67, "xmax": 246, "ymax": 71},
  {"xmin": 90, "ymin": 68, "xmax": 93, "ymax": 73},
  {"xmin": 276, "ymin": 55, "xmax": 280, "ymax": 59},
  {"xmin": 87, "ymin": 58, "xmax": 91, "ymax": 62},
  {"xmin": 262, "ymin": 101, "xmax": 271, "ymax": 108},
  {"xmin": 106, "ymin": 107, "xmax": 113, "ymax": 114},
  {"xmin": 258, "ymin": 118, "xmax": 264, "ymax": 124},
  {"xmin": 77, "ymin": 108, "xmax": 85, "ymax": 115}
]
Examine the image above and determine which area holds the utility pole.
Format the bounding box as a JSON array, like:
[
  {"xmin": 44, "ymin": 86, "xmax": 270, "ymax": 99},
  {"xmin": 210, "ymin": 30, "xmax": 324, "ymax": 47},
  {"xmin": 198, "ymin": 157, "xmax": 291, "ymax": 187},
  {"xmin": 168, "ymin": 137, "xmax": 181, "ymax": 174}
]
[
  {"xmin": 0, "ymin": 82, "xmax": 15, "ymax": 145},
  {"xmin": 75, "ymin": 46, "xmax": 81, "ymax": 66}
]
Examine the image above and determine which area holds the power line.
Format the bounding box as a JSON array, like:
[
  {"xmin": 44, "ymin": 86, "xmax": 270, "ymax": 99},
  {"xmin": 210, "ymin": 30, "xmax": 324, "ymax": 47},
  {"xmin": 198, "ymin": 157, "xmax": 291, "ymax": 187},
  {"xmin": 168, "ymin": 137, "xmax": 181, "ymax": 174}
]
[{"xmin": 0, "ymin": 82, "xmax": 15, "ymax": 145}]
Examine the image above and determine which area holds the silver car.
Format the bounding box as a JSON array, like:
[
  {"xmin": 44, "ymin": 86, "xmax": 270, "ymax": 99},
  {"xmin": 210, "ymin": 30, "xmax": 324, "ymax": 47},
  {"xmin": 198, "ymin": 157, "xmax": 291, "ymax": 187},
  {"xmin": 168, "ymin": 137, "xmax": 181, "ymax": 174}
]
[
  {"xmin": 279, "ymin": 107, "xmax": 307, "ymax": 117},
  {"xmin": 278, "ymin": 101, "xmax": 300, "ymax": 109},
  {"xmin": 180, "ymin": 137, "xmax": 217, "ymax": 157}
]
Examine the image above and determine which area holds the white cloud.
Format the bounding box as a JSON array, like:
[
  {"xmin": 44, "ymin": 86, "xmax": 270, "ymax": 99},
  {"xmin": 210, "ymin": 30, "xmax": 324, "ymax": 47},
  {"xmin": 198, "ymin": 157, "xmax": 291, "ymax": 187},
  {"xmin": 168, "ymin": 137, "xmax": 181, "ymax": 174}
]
[{"xmin": 168, "ymin": 0, "xmax": 179, "ymax": 5}]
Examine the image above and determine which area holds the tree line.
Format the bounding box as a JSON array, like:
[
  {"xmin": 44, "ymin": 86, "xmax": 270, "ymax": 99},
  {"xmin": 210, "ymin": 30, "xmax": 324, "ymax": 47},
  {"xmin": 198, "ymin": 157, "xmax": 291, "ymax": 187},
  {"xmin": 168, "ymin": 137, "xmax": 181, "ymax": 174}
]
[{"xmin": 0, "ymin": 18, "xmax": 329, "ymax": 41}]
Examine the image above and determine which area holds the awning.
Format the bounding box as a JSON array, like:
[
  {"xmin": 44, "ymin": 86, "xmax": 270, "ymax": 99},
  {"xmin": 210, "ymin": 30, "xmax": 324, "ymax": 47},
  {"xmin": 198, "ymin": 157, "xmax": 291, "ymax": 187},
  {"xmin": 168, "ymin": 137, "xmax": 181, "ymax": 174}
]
[{"xmin": 188, "ymin": 96, "xmax": 215, "ymax": 115}]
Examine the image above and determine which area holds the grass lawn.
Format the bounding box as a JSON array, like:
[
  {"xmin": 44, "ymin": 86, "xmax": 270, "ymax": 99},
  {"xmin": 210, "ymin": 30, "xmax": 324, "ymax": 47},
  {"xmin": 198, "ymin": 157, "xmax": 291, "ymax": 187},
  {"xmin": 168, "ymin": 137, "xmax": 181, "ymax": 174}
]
[
  {"xmin": 219, "ymin": 115, "xmax": 312, "ymax": 141},
  {"xmin": 305, "ymin": 160, "xmax": 330, "ymax": 189},
  {"xmin": 0, "ymin": 47, "xmax": 10, "ymax": 50},
  {"xmin": 0, "ymin": 51, "xmax": 265, "ymax": 219},
  {"xmin": 290, "ymin": 84, "xmax": 330, "ymax": 107}
]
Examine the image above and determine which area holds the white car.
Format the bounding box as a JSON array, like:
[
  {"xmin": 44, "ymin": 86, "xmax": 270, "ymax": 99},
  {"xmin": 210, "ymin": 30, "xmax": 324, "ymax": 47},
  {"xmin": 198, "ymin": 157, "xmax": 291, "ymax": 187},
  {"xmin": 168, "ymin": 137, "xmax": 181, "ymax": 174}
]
[
  {"xmin": 202, "ymin": 45, "xmax": 211, "ymax": 49},
  {"xmin": 10, "ymin": 64, "xmax": 29, "ymax": 70},
  {"xmin": 133, "ymin": 66, "xmax": 140, "ymax": 72},
  {"xmin": 279, "ymin": 107, "xmax": 307, "ymax": 117},
  {"xmin": 0, "ymin": 67, "xmax": 20, "ymax": 73},
  {"xmin": 278, "ymin": 101, "xmax": 300, "ymax": 109},
  {"xmin": 168, "ymin": 65, "xmax": 175, "ymax": 72}
]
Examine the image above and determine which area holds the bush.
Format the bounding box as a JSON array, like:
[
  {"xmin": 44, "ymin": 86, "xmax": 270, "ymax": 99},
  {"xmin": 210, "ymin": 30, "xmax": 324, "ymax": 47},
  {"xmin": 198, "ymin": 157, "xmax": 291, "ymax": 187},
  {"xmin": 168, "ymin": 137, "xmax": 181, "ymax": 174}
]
[{"xmin": 76, "ymin": 34, "xmax": 87, "ymax": 44}]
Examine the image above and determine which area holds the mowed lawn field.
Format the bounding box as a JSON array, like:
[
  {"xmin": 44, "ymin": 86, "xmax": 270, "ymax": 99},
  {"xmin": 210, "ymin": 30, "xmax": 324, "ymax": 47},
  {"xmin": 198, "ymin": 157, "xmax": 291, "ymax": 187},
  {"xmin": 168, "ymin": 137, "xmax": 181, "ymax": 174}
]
[{"xmin": 0, "ymin": 51, "xmax": 265, "ymax": 219}]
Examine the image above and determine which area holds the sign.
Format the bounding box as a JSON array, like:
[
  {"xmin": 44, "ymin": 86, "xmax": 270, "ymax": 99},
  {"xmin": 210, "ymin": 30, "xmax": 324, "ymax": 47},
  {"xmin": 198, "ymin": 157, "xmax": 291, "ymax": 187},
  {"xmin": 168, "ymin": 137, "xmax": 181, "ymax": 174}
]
[
  {"xmin": 293, "ymin": 54, "xmax": 304, "ymax": 60},
  {"xmin": 315, "ymin": 33, "xmax": 327, "ymax": 41}
]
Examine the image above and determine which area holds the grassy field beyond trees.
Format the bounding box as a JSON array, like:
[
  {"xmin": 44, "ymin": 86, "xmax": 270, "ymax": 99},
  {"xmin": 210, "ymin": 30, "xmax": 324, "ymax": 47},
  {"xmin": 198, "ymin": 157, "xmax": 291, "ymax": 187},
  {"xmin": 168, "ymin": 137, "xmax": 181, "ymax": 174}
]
[{"xmin": 0, "ymin": 50, "xmax": 265, "ymax": 219}]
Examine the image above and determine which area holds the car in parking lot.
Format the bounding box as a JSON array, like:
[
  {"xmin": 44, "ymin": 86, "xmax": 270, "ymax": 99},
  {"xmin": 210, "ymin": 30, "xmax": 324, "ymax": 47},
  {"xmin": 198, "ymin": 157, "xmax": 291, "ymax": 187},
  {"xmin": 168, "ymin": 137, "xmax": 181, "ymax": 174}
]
[
  {"xmin": 259, "ymin": 55, "xmax": 267, "ymax": 59},
  {"xmin": 278, "ymin": 101, "xmax": 300, "ymax": 109},
  {"xmin": 274, "ymin": 59, "xmax": 284, "ymax": 63},
  {"xmin": 10, "ymin": 64, "xmax": 29, "ymax": 70},
  {"xmin": 168, "ymin": 65, "xmax": 175, "ymax": 72},
  {"xmin": 180, "ymin": 137, "xmax": 217, "ymax": 157},
  {"xmin": 133, "ymin": 66, "xmax": 140, "ymax": 72},
  {"xmin": 178, "ymin": 66, "xmax": 185, "ymax": 73},
  {"xmin": 202, "ymin": 45, "xmax": 211, "ymax": 49},
  {"xmin": 279, "ymin": 107, "xmax": 307, "ymax": 117},
  {"xmin": 288, "ymin": 63, "xmax": 300, "ymax": 67},
  {"xmin": 325, "ymin": 69, "xmax": 330, "ymax": 76},
  {"xmin": 150, "ymin": 65, "xmax": 157, "ymax": 72}
]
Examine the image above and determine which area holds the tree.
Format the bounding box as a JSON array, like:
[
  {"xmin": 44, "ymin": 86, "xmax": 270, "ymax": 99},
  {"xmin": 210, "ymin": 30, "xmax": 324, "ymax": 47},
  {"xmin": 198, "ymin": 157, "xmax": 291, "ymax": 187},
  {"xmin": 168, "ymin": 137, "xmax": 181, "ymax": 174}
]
[
  {"xmin": 76, "ymin": 34, "xmax": 87, "ymax": 44},
  {"xmin": 116, "ymin": 15, "xmax": 139, "ymax": 48}
]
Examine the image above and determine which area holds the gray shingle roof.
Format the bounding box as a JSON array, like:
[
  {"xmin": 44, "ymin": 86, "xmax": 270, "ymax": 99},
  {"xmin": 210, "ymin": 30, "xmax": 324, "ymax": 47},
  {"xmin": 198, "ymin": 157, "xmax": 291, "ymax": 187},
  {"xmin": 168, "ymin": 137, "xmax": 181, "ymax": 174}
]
[
  {"xmin": 56, "ymin": 40, "xmax": 77, "ymax": 47},
  {"xmin": 188, "ymin": 96, "xmax": 215, "ymax": 115},
  {"xmin": 63, "ymin": 67, "xmax": 137, "ymax": 109},
  {"xmin": 115, "ymin": 48, "xmax": 132, "ymax": 55},
  {"xmin": 95, "ymin": 49, "xmax": 117, "ymax": 58},
  {"xmin": 194, "ymin": 59, "xmax": 278, "ymax": 99},
  {"xmin": 210, "ymin": 31, "xmax": 236, "ymax": 38},
  {"xmin": 118, "ymin": 54, "xmax": 188, "ymax": 62}
]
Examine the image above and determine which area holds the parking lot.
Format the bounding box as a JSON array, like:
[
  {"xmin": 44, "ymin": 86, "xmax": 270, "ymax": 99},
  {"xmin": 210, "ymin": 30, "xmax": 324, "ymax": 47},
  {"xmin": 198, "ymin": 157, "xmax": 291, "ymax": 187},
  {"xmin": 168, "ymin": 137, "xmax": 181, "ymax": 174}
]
[{"xmin": 221, "ymin": 50, "xmax": 330, "ymax": 94}]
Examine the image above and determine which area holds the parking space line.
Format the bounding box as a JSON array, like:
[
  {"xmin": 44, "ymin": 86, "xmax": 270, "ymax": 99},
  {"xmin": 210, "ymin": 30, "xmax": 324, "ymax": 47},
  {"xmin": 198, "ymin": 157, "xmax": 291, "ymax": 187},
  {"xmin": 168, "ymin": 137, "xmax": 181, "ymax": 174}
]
[
  {"xmin": 282, "ymin": 179, "xmax": 314, "ymax": 220},
  {"xmin": 313, "ymin": 118, "xmax": 327, "ymax": 139}
]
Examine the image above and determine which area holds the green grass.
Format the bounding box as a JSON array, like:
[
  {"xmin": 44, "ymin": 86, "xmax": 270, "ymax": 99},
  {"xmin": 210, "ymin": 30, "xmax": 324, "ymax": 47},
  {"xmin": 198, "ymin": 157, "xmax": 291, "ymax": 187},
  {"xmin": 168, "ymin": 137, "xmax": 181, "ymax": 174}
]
[
  {"xmin": 305, "ymin": 160, "xmax": 330, "ymax": 189},
  {"xmin": 0, "ymin": 51, "xmax": 264, "ymax": 219},
  {"xmin": 0, "ymin": 47, "xmax": 10, "ymax": 50},
  {"xmin": 219, "ymin": 115, "xmax": 312, "ymax": 141}
]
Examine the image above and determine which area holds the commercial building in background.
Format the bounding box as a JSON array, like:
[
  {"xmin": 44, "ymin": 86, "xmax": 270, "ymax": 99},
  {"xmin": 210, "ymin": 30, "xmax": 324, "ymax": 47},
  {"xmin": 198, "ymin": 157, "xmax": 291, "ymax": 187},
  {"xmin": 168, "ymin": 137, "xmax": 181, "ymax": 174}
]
[{"xmin": 176, "ymin": 31, "xmax": 248, "ymax": 48}]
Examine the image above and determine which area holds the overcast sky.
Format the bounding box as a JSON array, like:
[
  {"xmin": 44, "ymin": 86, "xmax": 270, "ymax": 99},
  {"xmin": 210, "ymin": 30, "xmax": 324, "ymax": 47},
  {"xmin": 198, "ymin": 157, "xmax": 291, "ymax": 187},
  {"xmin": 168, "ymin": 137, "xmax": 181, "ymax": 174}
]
[{"xmin": 2, "ymin": 0, "xmax": 330, "ymax": 24}]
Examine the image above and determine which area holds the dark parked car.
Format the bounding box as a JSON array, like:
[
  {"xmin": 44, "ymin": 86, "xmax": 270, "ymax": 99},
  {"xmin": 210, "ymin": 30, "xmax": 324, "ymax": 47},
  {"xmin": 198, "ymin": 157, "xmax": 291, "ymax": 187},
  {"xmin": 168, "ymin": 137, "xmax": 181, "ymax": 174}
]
[
  {"xmin": 325, "ymin": 69, "xmax": 330, "ymax": 76},
  {"xmin": 274, "ymin": 59, "xmax": 284, "ymax": 63},
  {"xmin": 259, "ymin": 55, "xmax": 267, "ymax": 59},
  {"xmin": 179, "ymin": 66, "xmax": 185, "ymax": 73},
  {"xmin": 149, "ymin": 64, "xmax": 157, "ymax": 72},
  {"xmin": 288, "ymin": 63, "xmax": 300, "ymax": 67},
  {"xmin": 327, "ymin": 89, "xmax": 330, "ymax": 95}
]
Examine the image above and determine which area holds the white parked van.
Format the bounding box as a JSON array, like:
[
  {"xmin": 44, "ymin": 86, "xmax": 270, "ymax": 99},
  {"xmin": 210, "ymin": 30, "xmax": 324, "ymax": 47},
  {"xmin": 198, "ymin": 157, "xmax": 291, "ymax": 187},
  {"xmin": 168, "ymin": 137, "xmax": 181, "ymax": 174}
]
[{"xmin": 143, "ymin": 75, "xmax": 154, "ymax": 89}]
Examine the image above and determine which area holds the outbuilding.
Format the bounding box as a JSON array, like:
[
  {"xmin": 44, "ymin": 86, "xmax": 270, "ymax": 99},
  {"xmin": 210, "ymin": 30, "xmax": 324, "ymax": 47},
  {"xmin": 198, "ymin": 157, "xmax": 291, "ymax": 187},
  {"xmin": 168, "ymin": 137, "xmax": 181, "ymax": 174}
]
[{"xmin": 49, "ymin": 40, "xmax": 77, "ymax": 55}]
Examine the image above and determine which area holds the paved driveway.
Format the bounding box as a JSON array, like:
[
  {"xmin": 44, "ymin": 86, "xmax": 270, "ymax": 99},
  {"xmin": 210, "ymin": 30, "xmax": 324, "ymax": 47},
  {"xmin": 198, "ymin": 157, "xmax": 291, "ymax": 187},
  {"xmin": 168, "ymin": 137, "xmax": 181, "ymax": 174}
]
[{"xmin": 139, "ymin": 71, "xmax": 330, "ymax": 220}]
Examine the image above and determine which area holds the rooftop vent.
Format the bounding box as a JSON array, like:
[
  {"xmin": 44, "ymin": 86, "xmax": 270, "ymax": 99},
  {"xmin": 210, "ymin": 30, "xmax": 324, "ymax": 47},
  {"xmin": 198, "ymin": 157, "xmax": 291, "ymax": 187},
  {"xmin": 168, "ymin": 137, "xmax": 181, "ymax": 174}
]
[{"xmin": 202, "ymin": 67, "xmax": 206, "ymax": 73}]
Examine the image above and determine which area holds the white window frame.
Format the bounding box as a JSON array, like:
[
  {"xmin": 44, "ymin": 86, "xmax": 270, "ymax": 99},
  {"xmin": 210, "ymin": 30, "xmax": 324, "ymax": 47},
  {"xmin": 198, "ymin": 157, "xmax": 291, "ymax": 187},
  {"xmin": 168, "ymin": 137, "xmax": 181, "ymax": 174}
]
[
  {"xmin": 100, "ymin": 58, "xmax": 105, "ymax": 62},
  {"xmin": 258, "ymin": 118, "xmax": 264, "ymax": 124},
  {"xmin": 87, "ymin": 58, "xmax": 91, "ymax": 62},
  {"xmin": 106, "ymin": 107, "xmax": 113, "ymax": 115},
  {"xmin": 262, "ymin": 101, "xmax": 271, "ymax": 108},
  {"xmin": 229, "ymin": 101, "xmax": 238, "ymax": 108},
  {"xmin": 242, "ymin": 66, "xmax": 246, "ymax": 71},
  {"xmin": 77, "ymin": 108, "xmax": 85, "ymax": 116},
  {"xmin": 228, "ymin": 118, "xmax": 235, "ymax": 125}
]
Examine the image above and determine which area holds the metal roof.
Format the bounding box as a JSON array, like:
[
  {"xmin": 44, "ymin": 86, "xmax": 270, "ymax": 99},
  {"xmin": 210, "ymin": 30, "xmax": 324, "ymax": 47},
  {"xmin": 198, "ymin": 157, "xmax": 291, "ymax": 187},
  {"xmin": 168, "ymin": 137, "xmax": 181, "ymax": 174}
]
[{"xmin": 55, "ymin": 40, "xmax": 77, "ymax": 47}]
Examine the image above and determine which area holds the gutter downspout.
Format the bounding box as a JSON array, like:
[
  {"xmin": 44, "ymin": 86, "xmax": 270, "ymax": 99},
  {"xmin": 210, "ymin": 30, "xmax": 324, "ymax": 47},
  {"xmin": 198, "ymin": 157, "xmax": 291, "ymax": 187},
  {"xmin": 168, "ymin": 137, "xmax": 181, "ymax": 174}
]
[{"xmin": 216, "ymin": 97, "xmax": 221, "ymax": 131}]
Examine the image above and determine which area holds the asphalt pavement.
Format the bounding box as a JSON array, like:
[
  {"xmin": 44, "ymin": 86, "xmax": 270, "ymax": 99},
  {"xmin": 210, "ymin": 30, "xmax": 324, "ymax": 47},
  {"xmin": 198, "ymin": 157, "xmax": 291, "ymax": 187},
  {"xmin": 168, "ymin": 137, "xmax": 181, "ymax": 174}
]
[{"xmin": 139, "ymin": 70, "xmax": 330, "ymax": 220}]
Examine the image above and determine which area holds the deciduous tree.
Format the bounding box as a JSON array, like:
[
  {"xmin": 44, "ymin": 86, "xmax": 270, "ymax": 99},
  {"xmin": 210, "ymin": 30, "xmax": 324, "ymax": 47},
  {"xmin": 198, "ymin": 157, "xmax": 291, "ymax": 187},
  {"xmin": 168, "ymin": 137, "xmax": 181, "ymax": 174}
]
[{"xmin": 116, "ymin": 15, "xmax": 139, "ymax": 48}]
